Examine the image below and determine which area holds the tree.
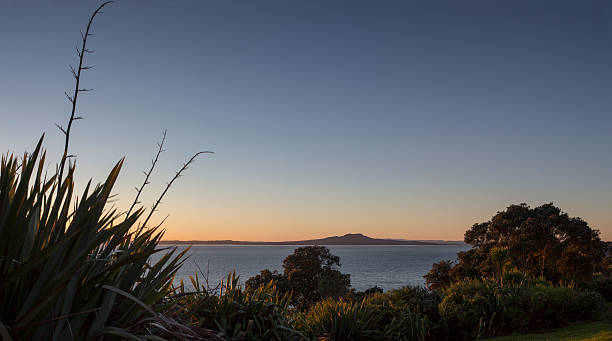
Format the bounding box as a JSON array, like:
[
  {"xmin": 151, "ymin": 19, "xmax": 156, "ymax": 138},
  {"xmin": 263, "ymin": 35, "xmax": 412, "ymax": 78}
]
[
  {"xmin": 246, "ymin": 246, "xmax": 351, "ymax": 310},
  {"xmin": 460, "ymin": 203, "xmax": 607, "ymax": 282},
  {"xmin": 424, "ymin": 260, "xmax": 453, "ymax": 291},
  {"xmin": 489, "ymin": 247, "xmax": 510, "ymax": 283},
  {"xmin": 245, "ymin": 269, "xmax": 289, "ymax": 295},
  {"xmin": 283, "ymin": 246, "xmax": 351, "ymax": 309},
  {"xmin": 429, "ymin": 203, "xmax": 607, "ymax": 284}
]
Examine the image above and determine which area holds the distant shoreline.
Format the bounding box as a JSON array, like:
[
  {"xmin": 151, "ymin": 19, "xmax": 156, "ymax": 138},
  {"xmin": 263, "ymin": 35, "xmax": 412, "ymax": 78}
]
[{"xmin": 158, "ymin": 233, "xmax": 467, "ymax": 246}]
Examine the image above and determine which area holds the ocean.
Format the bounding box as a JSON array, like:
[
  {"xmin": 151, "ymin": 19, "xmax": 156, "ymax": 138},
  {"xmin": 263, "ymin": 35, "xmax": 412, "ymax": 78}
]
[{"xmin": 153, "ymin": 244, "xmax": 470, "ymax": 291}]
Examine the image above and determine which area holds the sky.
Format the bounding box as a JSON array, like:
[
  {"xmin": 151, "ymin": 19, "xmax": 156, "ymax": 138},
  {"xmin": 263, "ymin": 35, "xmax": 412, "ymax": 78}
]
[{"xmin": 0, "ymin": 0, "xmax": 611, "ymax": 241}]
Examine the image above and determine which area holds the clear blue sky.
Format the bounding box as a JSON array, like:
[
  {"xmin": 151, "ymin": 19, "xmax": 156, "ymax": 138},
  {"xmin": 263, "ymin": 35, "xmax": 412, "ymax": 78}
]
[{"xmin": 1, "ymin": 0, "xmax": 611, "ymax": 241}]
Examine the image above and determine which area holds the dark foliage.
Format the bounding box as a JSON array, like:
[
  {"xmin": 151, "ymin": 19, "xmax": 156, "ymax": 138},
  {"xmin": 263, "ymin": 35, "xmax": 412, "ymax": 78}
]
[
  {"xmin": 245, "ymin": 269, "xmax": 289, "ymax": 295},
  {"xmin": 246, "ymin": 246, "xmax": 351, "ymax": 310},
  {"xmin": 581, "ymin": 275, "xmax": 612, "ymax": 302},
  {"xmin": 170, "ymin": 273, "xmax": 303, "ymax": 340},
  {"xmin": 423, "ymin": 260, "xmax": 453, "ymax": 291},
  {"xmin": 446, "ymin": 203, "xmax": 607, "ymax": 282},
  {"xmin": 438, "ymin": 279, "xmax": 607, "ymax": 340},
  {"xmin": 349, "ymin": 286, "xmax": 385, "ymax": 302}
]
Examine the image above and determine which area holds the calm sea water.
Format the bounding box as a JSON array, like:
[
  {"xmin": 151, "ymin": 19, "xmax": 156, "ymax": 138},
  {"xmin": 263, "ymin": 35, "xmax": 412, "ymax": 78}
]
[{"xmin": 153, "ymin": 244, "xmax": 470, "ymax": 291}]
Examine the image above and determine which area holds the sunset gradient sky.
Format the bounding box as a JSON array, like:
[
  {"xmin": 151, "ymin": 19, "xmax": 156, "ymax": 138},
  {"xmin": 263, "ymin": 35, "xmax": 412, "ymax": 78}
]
[{"xmin": 1, "ymin": 0, "xmax": 611, "ymax": 241}]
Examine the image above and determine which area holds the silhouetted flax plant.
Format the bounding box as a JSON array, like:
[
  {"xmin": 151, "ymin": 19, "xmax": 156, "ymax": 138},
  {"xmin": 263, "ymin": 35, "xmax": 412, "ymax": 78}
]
[{"xmin": 0, "ymin": 2, "xmax": 216, "ymax": 340}]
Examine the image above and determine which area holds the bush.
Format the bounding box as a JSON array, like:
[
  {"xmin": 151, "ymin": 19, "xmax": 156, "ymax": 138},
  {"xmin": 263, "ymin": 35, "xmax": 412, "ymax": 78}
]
[
  {"xmin": 349, "ymin": 286, "xmax": 385, "ymax": 302},
  {"xmin": 382, "ymin": 286, "xmax": 442, "ymax": 340},
  {"xmin": 362, "ymin": 292, "xmax": 431, "ymax": 341},
  {"xmin": 386, "ymin": 286, "xmax": 441, "ymax": 322},
  {"xmin": 424, "ymin": 260, "xmax": 453, "ymax": 291},
  {"xmin": 0, "ymin": 139, "xmax": 191, "ymax": 340},
  {"xmin": 524, "ymin": 286, "xmax": 605, "ymax": 328},
  {"xmin": 383, "ymin": 306, "xmax": 429, "ymax": 341},
  {"xmin": 300, "ymin": 298, "xmax": 380, "ymax": 341},
  {"xmin": 581, "ymin": 275, "xmax": 612, "ymax": 302},
  {"xmin": 298, "ymin": 291, "xmax": 431, "ymax": 341},
  {"xmin": 438, "ymin": 279, "xmax": 607, "ymax": 340},
  {"xmin": 501, "ymin": 270, "xmax": 527, "ymax": 285},
  {"xmin": 171, "ymin": 272, "xmax": 303, "ymax": 340}
]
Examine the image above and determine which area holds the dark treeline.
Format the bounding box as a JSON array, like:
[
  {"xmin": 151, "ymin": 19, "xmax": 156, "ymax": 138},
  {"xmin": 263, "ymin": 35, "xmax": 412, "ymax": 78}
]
[{"xmin": 236, "ymin": 203, "xmax": 611, "ymax": 340}]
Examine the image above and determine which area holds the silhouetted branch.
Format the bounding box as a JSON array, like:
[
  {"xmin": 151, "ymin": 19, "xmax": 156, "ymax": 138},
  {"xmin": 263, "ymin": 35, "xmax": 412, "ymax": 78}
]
[
  {"xmin": 69, "ymin": 64, "xmax": 77, "ymax": 78},
  {"xmin": 54, "ymin": 123, "xmax": 67, "ymax": 136},
  {"xmin": 140, "ymin": 150, "xmax": 213, "ymax": 230},
  {"xmin": 64, "ymin": 91, "xmax": 74, "ymax": 103},
  {"xmin": 57, "ymin": 1, "xmax": 113, "ymax": 188},
  {"xmin": 126, "ymin": 130, "xmax": 167, "ymax": 219}
]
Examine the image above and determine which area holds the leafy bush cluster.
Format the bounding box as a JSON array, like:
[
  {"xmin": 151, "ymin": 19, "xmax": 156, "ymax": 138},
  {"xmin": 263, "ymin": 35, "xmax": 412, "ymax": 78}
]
[
  {"xmin": 0, "ymin": 139, "xmax": 196, "ymax": 340},
  {"xmin": 290, "ymin": 278, "xmax": 606, "ymax": 341},
  {"xmin": 438, "ymin": 279, "xmax": 607, "ymax": 340},
  {"xmin": 169, "ymin": 272, "xmax": 303, "ymax": 340},
  {"xmin": 298, "ymin": 298, "xmax": 381, "ymax": 340},
  {"xmin": 579, "ymin": 275, "xmax": 612, "ymax": 302},
  {"xmin": 296, "ymin": 294, "xmax": 429, "ymax": 341}
]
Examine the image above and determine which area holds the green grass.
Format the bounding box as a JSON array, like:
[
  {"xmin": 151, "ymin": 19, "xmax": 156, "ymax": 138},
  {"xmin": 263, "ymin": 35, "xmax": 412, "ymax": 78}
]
[{"xmin": 483, "ymin": 320, "xmax": 612, "ymax": 341}]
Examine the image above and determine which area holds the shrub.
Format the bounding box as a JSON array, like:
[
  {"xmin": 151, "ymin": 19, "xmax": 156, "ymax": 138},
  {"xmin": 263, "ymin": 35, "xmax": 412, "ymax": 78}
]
[
  {"xmin": 438, "ymin": 280, "xmax": 499, "ymax": 339},
  {"xmin": 364, "ymin": 286, "xmax": 384, "ymax": 296},
  {"xmin": 424, "ymin": 260, "xmax": 453, "ymax": 291},
  {"xmin": 524, "ymin": 285, "xmax": 605, "ymax": 328},
  {"xmin": 386, "ymin": 286, "xmax": 441, "ymax": 322},
  {"xmin": 0, "ymin": 138, "xmax": 192, "ymax": 340},
  {"xmin": 349, "ymin": 286, "xmax": 385, "ymax": 302},
  {"xmin": 501, "ymin": 270, "xmax": 527, "ymax": 285},
  {"xmin": 581, "ymin": 275, "xmax": 612, "ymax": 302},
  {"xmin": 301, "ymin": 298, "xmax": 380, "ymax": 340},
  {"xmin": 0, "ymin": 3, "xmax": 217, "ymax": 339},
  {"xmin": 304, "ymin": 291, "xmax": 432, "ymax": 341},
  {"xmin": 383, "ymin": 306, "xmax": 429, "ymax": 341},
  {"xmin": 438, "ymin": 279, "xmax": 607, "ymax": 340},
  {"xmin": 171, "ymin": 272, "xmax": 303, "ymax": 340}
]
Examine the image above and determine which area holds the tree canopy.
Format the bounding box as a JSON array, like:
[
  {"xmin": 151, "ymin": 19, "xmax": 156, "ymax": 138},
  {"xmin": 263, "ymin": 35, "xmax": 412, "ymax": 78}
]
[
  {"xmin": 426, "ymin": 203, "xmax": 607, "ymax": 288},
  {"xmin": 245, "ymin": 246, "xmax": 351, "ymax": 310}
]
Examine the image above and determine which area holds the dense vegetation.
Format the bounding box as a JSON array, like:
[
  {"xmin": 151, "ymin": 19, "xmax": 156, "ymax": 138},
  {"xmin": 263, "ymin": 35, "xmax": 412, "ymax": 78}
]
[
  {"xmin": 424, "ymin": 203, "xmax": 609, "ymax": 289},
  {"xmin": 241, "ymin": 246, "xmax": 610, "ymax": 340},
  {"xmin": 241, "ymin": 204, "xmax": 612, "ymax": 340},
  {"xmin": 2, "ymin": 3, "xmax": 611, "ymax": 340},
  {"xmin": 2, "ymin": 138, "xmax": 608, "ymax": 341},
  {"xmin": 2, "ymin": 101, "xmax": 612, "ymax": 341},
  {"xmin": 0, "ymin": 138, "xmax": 202, "ymax": 340}
]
